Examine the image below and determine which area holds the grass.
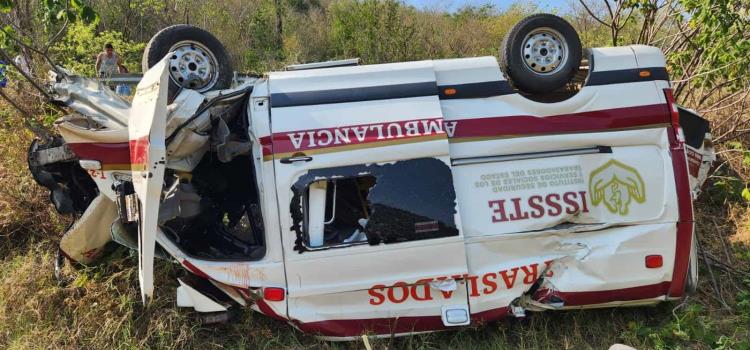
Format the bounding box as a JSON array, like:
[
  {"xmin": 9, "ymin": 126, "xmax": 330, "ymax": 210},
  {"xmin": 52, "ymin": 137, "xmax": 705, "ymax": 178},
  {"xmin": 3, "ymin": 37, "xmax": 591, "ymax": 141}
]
[
  {"xmin": 1, "ymin": 106, "xmax": 749, "ymax": 349},
  {"xmin": 0, "ymin": 243, "xmax": 748, "ymax": 350}
]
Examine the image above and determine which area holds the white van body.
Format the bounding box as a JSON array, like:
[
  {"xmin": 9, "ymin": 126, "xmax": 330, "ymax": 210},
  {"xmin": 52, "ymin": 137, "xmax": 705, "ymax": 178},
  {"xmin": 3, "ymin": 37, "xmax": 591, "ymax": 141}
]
[{"xmin": 34, "ymin": 44, "xmax": 715, "ymax": 339}]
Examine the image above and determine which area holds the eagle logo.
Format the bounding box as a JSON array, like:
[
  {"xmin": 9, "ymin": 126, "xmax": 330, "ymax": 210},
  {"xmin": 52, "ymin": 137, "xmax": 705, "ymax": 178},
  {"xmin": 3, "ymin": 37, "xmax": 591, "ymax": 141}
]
[{"xmin": 589, "ymin": 159, "xmax": 646, "ymax": 216}]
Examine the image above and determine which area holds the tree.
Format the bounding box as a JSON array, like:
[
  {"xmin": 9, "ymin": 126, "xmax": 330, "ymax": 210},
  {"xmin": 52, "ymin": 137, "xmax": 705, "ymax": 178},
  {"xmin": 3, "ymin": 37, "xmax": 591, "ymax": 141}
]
[
  {"xmin": 0, "ymin": 0, "xmax": 99, "ymax": 138},
  {"xmin": 577, "ymin": 0, "xmax": 636, "ymax": 46}
]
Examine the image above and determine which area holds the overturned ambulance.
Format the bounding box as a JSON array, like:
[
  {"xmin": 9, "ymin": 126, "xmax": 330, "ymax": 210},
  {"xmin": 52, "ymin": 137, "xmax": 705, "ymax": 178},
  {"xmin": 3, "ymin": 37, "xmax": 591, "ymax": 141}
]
[{"xmin": 28, "ymin": 14, "xmax": 716, "ymax": 339}]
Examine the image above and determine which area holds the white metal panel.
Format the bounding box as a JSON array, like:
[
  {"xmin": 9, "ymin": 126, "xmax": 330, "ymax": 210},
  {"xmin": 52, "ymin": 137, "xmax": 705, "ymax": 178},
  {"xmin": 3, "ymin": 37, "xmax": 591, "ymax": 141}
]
[
  {"xmin": 176, "ymin": 279, "xmax": 228, "ymax": 313},
  {"xmin": 442, "ymin": 80, "xmax": 663, "ymax": 122},
  {"xmin": 249, "ymin": 79, "xmax": 285, "ymax": 264},
  {"xmin": 284, "ymin": 228, "xmax": 468, "ymax": 297},
  {"xmin": 270, "ymin": 96, "xmax": 443, "ymax": 135},
  {"xmin": 129, "ymin": 55, "xmax": 169, "ymax": 303},
  {"xmin": 433, "ymin": 56, "xmax": 505, "ymax": 85},
  {"xmin": 288, "ymin": 277, "xmax": 471, "ymax": 323},
  {"xmin": 155, "ymin": 229, "xmax": 288, "ymax": 318},
  {"xmin": 449, "ymin": 128, "xmax": 669, "ymax": 161},
  {"xmin": 589, "ymin": 46, "xmax": 638, "ymax": 72},
  {"xmin": 631, "ymin": 45, "xmax": 667, "ymax": 68},
  {"xmin": 465, "ymin": 222, "xmax": 676, "ymax": 315},
  {"xmin": 269, "ymin": 60, "xmax": 435, "ymax": 93},
  {"xmin": 452, "ymin": 145, "xmax": 676, "ymax": 237}
]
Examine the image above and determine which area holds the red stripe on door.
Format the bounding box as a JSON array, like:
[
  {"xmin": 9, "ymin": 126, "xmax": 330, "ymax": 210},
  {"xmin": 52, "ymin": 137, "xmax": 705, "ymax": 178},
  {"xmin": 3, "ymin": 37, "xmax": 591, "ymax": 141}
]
[
  {"xmin": 292, "ymin": 281, "xmax": 673, "ymax": 337},
  {"xmin": 270, "ymin": 117, "xmax": 445, "ymax": 154},
  {"xmin": 262, "ymin": 104, "xmax": 669, "ymax": 159}
]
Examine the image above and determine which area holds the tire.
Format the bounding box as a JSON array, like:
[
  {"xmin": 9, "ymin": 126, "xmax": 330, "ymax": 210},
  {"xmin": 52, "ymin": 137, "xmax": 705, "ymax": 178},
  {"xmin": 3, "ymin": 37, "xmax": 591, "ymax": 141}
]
[
  {"xmin": 142, "ymin": 24, "xmax": 233, "ymax": 96},
  {"xmin": 500, "ymin": 14, "xmax": 582, "ymax": 94}
]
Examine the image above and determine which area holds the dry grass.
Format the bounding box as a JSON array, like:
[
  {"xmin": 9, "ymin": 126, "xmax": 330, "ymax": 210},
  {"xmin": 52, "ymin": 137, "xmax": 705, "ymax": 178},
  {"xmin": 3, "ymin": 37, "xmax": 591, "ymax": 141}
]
[
  {"xmin": 0, "ymin": 97, "xmax": 748, "ymax": 349},
  {"xmin": 0, "ymin": 113, "xmax": 66, "ymax": 253}
]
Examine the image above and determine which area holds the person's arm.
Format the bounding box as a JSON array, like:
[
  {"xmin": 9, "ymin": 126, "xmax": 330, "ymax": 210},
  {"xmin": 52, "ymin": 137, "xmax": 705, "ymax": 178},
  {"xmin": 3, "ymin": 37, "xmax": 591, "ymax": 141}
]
[{"xmin": 95, "ymin": 53, "xmax": 102, "ymax": 74}]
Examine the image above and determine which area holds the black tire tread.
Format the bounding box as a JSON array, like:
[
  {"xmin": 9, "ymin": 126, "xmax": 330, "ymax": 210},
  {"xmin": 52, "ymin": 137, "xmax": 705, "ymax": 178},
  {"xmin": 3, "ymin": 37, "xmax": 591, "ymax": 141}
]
[{"xmin": 500, "ymin": 14, "xmax": 582, "ymax": 95}]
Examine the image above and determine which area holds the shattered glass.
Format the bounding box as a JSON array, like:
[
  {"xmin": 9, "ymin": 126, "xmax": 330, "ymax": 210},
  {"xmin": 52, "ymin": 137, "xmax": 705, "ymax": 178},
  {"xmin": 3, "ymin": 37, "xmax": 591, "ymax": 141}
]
[{"xmin": 290, "ymin": 158, "xmax": 459, "ymax": 252}]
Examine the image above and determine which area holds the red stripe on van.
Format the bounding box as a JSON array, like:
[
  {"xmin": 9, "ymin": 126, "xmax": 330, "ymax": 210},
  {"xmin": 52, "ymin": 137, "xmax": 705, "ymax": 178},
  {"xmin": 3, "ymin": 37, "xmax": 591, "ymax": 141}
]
[
  {"xmin": 269, "ymin": 117, "xmax": 446, "ymax": 155},
  {"xmin": 181, "ymin": 260, "xmax": 210, "ymax": 280},
  {"xmin": 449, "ymin": 103, "xmax": 669, "ymax": 140},
  {"xmin": 261, "ymin": 104, "xmax": 669, "ymax": 160},
  {"xmin": 129, "ymin": 135, "xmax": 150, "ymax": 166},
  {"xmin": 255, "ymin": 299, "xmax": 288, "ymax": 321},
  {"xmin": 67, "ymin": 142, "xmax": 131, "ymax": 164},
  {"xmin": 66, "ymin": 136, "xmax": 151, "ymax": 169},
  {"xmin": 293, "ymin": 282, "xmax": 673, "ymax": 337},
  {"xmin": 552, "ymin": 281, "xmax": 672, "ymax": 306},
  {"xmin": 260, "ymin": 136, "xmax": 273, "ymax": 157},
  {"xmin": 471, "ymin": 306, "xmax": 511, "ymax": 324},
  {"xmin": 667, "ymin": 129, "xmax": 694, "ymax": 298},
  {"xmin": 294, "ymin": 315, "xmax": 448, "ymax": 336}
]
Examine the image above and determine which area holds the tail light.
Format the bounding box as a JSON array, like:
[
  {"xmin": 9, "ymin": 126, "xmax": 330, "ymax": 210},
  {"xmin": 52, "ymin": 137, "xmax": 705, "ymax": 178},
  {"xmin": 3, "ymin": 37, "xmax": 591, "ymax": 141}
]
[
  {"xmin": 263, "ymin": 287, "xmax": 285, "ymax": 301},
  {"xmin": 645, "ymin": 255, "xmax": 664, "ymax": 268},
  {"xmin": 663, "ymin": 88, "xmax": 684, "ymax": 143}
]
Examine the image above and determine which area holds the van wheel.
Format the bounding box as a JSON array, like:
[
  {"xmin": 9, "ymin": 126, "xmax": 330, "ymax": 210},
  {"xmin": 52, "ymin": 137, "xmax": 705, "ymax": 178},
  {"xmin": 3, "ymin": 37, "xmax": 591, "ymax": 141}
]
[
  {"xmin": 142, "ymin": 24, "xmax": 233, "ymax": 96},
  {"xmin": 500, "ymin": 14, "xmax": 582, "ymax": 94}
]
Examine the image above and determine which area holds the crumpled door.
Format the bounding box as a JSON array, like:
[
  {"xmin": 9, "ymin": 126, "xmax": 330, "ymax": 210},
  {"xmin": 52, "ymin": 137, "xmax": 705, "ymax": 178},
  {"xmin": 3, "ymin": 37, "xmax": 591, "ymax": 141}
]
[{"xmin": 268, "ymin": 60, "xmax": 472, "ymax": 336}]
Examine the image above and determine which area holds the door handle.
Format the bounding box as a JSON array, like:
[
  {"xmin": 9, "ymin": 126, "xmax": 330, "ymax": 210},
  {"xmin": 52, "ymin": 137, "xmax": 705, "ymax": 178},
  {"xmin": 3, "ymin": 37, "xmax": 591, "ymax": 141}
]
[{"xmin": 280, "ymin": 155, "xmax": 313, "ymax": 164}]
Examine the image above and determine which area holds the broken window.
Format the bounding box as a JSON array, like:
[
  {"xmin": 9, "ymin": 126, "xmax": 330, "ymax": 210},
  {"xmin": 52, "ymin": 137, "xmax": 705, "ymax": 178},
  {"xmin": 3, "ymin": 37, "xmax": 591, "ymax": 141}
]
[
  {"xmin": 292, "ymin": 158, "xmax": 459, "ymax": 252},
  {"xmin": 304, "ymin": 176, "xmax": 375, "ymax": 248}
]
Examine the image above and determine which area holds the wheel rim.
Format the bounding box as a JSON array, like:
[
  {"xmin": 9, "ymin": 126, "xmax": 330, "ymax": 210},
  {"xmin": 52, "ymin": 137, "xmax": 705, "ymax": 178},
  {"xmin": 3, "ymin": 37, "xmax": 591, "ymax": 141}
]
[
  {"xmin": 521, "ymin": 27, "xmax": 568, "ymax": 75},
  {"xmin": 167, "ymin": 40, "xmax": 219, "ymax": 92}
]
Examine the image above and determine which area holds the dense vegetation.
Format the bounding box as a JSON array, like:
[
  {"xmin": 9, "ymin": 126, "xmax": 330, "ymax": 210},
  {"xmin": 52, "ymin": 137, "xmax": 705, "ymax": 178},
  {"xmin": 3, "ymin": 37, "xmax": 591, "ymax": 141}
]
[{"xmin": 0, "ymin": 0, "xmax": 748, "ymax": 349}]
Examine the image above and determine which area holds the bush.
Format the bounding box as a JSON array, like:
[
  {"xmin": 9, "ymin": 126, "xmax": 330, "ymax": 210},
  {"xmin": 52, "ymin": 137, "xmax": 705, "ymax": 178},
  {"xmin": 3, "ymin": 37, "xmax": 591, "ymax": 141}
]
[{"xmin": 51, "ymin": 22, "xmax": 145, "ymax": 76}]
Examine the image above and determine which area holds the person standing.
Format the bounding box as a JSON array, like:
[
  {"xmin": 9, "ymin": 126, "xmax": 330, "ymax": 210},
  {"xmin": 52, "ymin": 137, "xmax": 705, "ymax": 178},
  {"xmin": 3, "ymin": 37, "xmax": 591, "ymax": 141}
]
[{"xmin": 95, "ymin": 43, "xmax": 125, "ymax": 80}]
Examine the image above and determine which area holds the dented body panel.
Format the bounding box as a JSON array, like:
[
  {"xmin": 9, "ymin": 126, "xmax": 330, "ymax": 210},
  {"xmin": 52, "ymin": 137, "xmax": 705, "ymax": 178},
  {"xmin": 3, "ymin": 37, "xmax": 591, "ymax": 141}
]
[{"xmin": 30, "ymin": 44, "xmax": 714, "ymax": 339}]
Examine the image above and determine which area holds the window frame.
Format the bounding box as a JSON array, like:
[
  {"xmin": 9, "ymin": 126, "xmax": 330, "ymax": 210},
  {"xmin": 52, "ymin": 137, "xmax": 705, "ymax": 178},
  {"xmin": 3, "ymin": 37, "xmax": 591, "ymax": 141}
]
[{"xmin": 290, "ymin": 158, "xmax": 460, "ymax": 253}]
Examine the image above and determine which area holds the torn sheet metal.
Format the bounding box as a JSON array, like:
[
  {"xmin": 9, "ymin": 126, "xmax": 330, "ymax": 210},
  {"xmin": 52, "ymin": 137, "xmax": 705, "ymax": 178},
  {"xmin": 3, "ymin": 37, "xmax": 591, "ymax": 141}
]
[
  {"xmin": 27, "ymin": 144, "xmax": 76, "ymax": 166},
  {"xmin": 685, "ymin": 132, "xmax": 715, "ymax": 196},
  {"xmin": 165, "ymin": 89, "xmax": 206, "ymax": 136},
  {"xmin": 55, "ymin": 114, "xmax": 129, "ymax": 144},
  {"xmin": 465, "ymin": 222, "xmax": 676, "ymax": 320},
  {"xmin": 176, "ymin": 278, "xmax": 229, "ymax": 313},
  {"xmin": 59, "ymin": 194, "xmax": 117, "ymax": 264},
  {"xmin": 50, "ymin": 71, "xmax": 131, "ymax": 128}
]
